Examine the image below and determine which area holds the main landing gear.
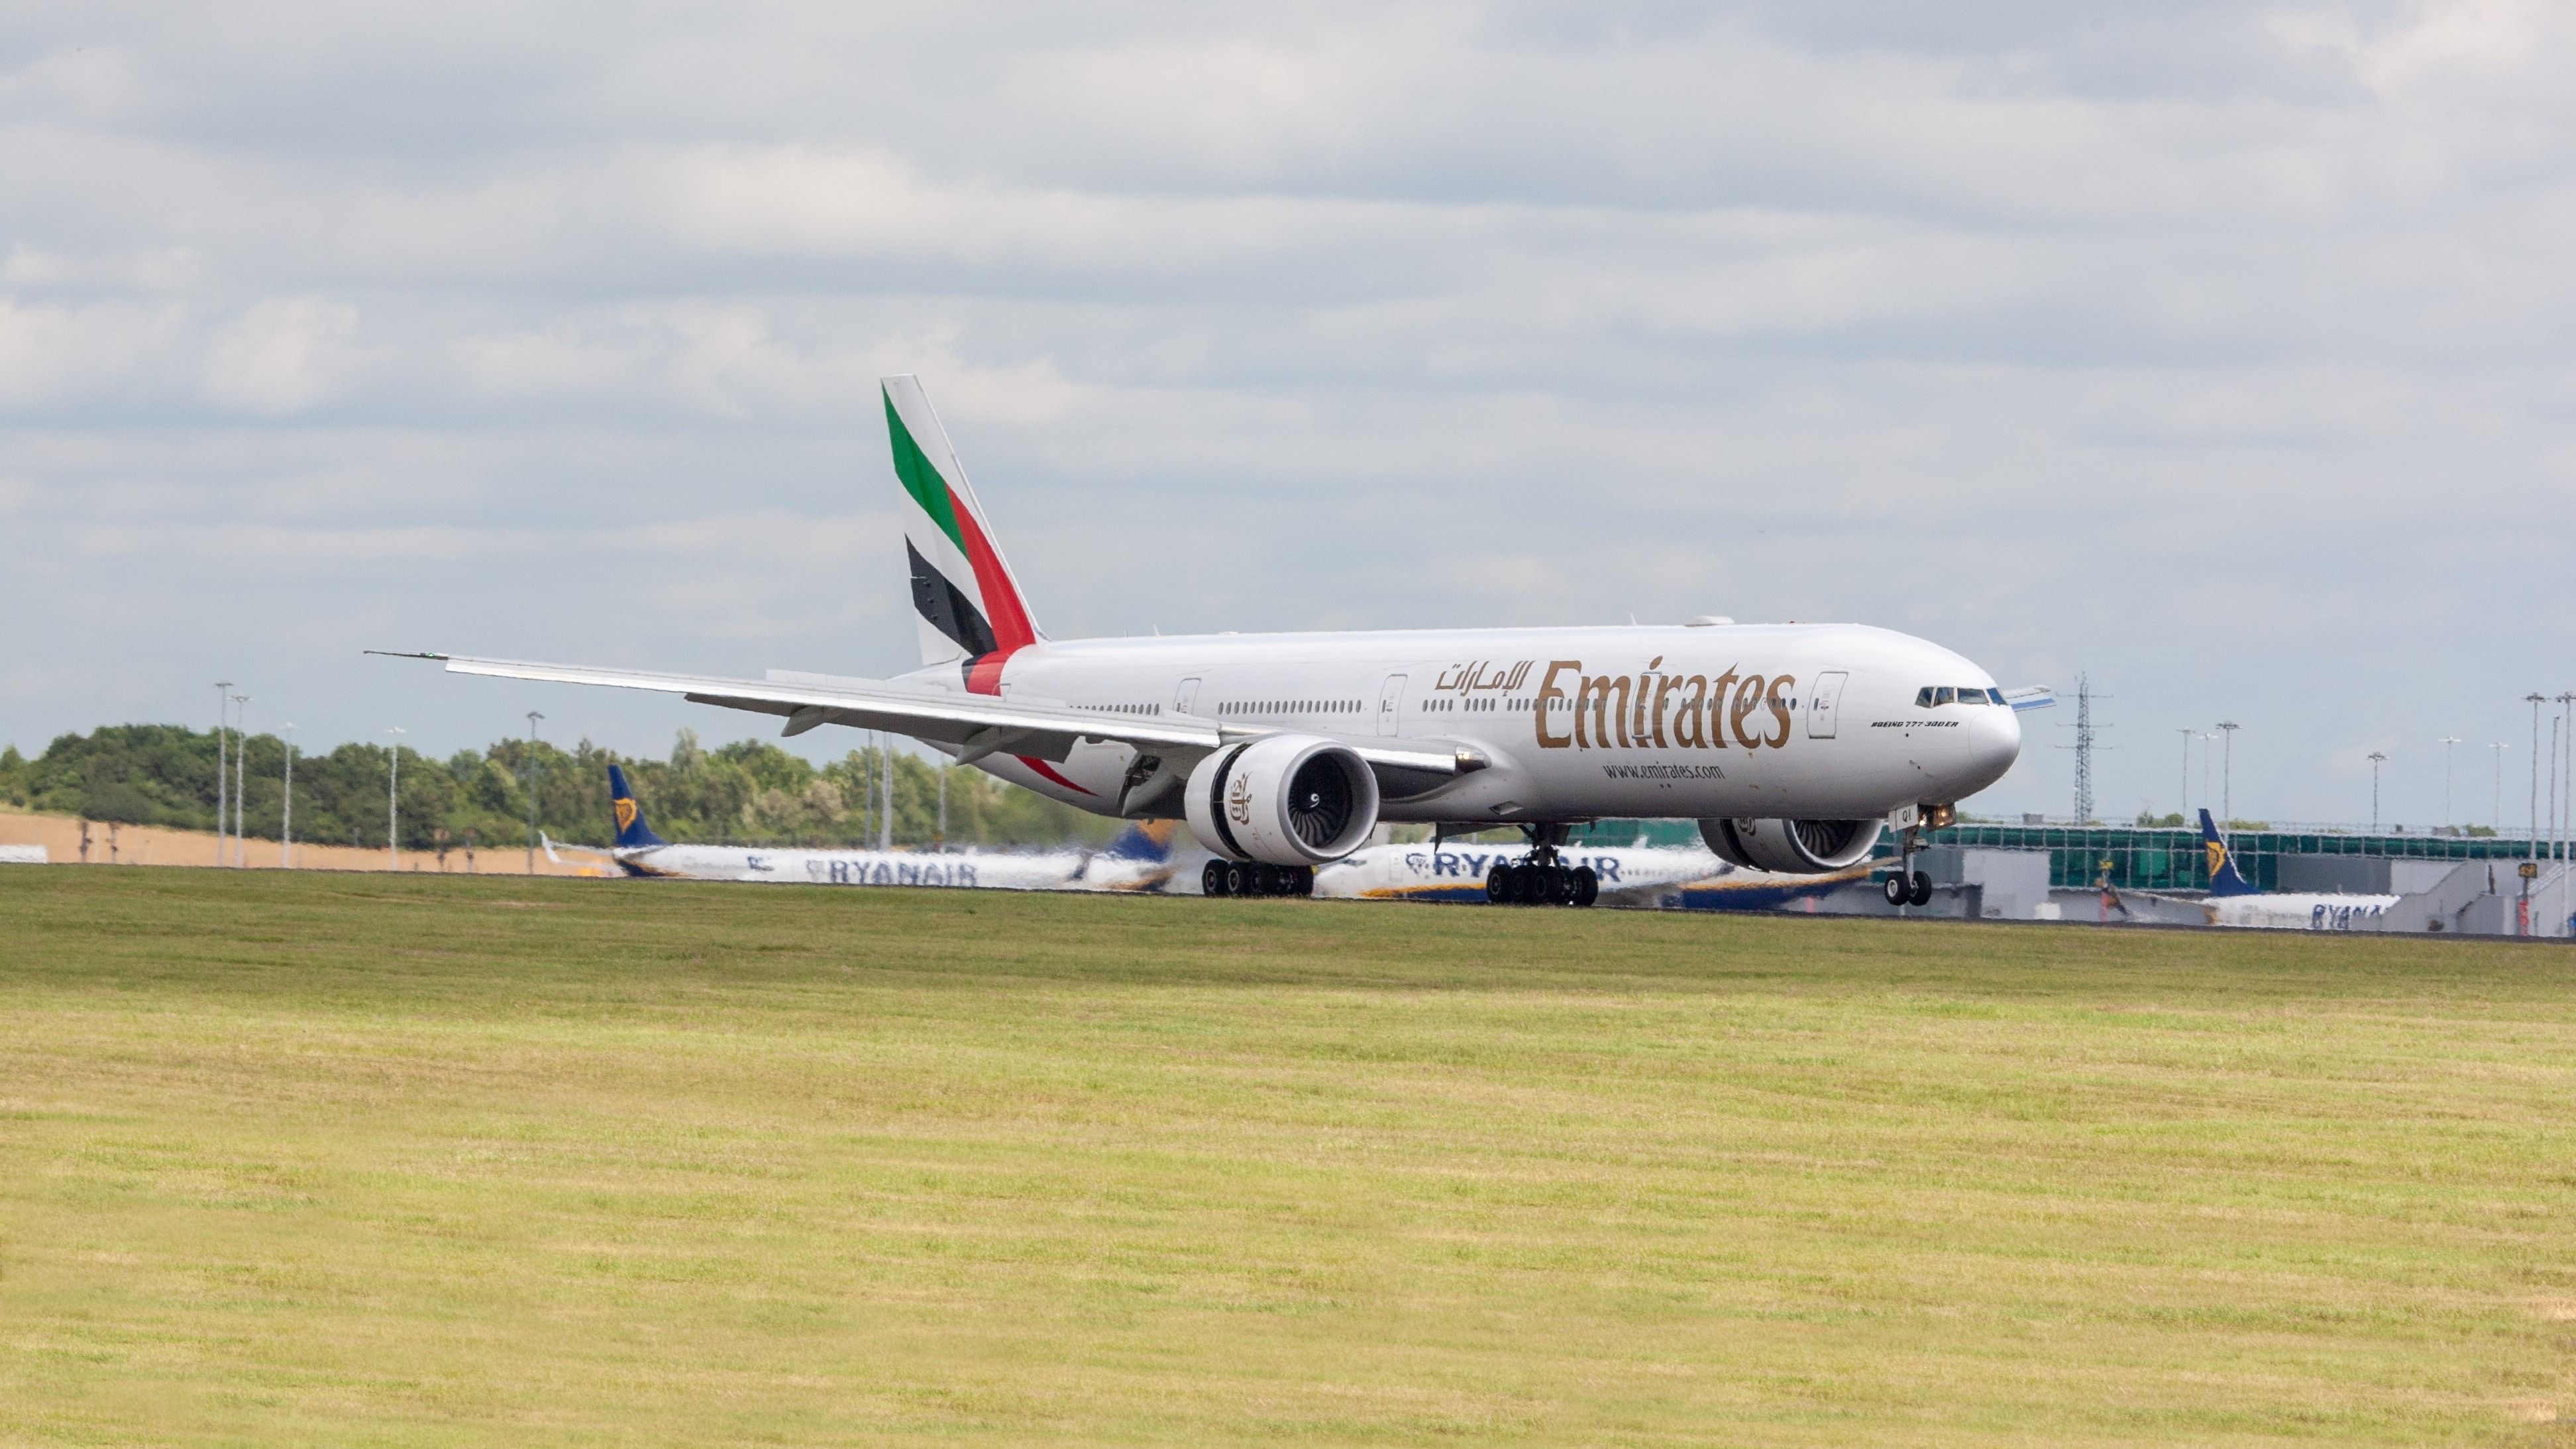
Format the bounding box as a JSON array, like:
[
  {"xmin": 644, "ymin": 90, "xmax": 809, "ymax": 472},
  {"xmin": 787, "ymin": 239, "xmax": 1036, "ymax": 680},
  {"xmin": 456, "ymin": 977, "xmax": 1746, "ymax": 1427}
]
[
  {"xmin": 1203, "ymin": 859, "xmax": 1315, "ymax": 898},
  {"xmin": 1882, "ymin": 828, "xmax": 1933, "ymax": 908},
  {"xmin": 1483, "ymin": 825, "xmax": 1601, "ymax": 908}
]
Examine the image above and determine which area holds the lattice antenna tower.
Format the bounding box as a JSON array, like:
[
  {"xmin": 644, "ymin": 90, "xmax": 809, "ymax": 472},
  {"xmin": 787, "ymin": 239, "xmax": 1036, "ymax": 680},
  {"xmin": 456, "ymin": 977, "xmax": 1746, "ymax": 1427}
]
[{"xmin": 2056, "ymin": 672, "xmax": 2112, "ymax": 824}]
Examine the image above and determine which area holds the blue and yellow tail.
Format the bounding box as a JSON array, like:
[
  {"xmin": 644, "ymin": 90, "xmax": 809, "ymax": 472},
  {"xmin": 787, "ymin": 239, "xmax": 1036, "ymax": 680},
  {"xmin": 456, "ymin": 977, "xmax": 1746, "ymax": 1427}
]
[
  {"xmin": 608, "ymin": 765, "xmax": 667, "ymax": 849},
  {"xmin": 2200, "ymin": 810, "xmax": 2257, "ymax": 897},
  {"xmin": 1099, "ymin": 818, "xmax": 1179, "ymax": 863}
]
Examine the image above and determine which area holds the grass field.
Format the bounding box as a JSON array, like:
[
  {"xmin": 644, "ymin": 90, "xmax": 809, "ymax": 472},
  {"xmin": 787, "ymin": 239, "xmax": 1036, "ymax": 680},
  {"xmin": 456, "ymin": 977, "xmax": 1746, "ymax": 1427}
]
[{"xmin": 3, "ymin": 868, "xmax": 2571, "ymax": 1446}]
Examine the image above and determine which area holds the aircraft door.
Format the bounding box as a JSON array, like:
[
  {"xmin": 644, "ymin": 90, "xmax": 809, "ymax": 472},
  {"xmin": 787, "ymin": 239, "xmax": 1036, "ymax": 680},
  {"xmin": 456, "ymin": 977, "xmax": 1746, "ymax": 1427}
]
[
  {"xmin": 1173, "ymin": 676, "xmax": 1202, "ymax": 715},
  {"xmin": 1377, "ymin": 674, "xmax": 1407, "ymax": 735},
  {"xmin": 1807, "ymin": 671, "xmax": 1849, "ymax": 739}
]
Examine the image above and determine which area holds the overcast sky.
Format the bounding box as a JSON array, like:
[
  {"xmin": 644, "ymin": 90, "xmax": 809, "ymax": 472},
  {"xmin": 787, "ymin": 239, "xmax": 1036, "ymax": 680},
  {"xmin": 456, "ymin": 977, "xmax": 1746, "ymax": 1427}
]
[{"xmin": 4, "ymin": 1, "xmax": 2571, "ymax": 828}]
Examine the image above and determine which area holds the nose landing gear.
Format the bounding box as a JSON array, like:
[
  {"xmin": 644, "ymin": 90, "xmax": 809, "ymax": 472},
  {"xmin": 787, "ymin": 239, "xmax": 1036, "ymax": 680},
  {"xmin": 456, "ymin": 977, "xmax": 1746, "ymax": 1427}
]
[
  {"xmin": 1481, "ymin": 824, "xmax": 1601, "ymax": 908},
  {"xmin": 1882, "ymin": 820, "xmax": 1933, "ymax": 908}
]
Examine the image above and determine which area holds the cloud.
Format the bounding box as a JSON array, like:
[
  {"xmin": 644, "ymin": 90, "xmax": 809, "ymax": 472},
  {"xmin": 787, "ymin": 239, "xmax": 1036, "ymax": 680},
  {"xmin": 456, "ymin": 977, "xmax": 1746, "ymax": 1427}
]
[
  {"xmin": 203, "ymin": 296, "xmax": 360, "ymax": 415},
  {"xmin": 0, "ymin": 2, "xmax": 2570, "ymax": 824}
]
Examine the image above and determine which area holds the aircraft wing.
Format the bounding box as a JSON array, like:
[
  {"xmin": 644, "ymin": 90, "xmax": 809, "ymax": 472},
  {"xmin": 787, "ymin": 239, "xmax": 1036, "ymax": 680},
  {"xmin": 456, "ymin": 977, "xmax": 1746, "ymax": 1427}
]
[
  {"xmin": 2003, "ymin": 686, "xmax": 2056, "ymax": 712},
  {"xmin": 370, "ymin": 651, "xmax": 1482, "ymax": 779}
]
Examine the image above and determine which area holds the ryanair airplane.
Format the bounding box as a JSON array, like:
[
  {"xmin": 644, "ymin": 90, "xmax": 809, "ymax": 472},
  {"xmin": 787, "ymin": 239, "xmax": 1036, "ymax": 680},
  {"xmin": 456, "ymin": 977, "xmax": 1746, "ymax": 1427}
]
[
  {"xmin": 1314, "ymin": 839, "xmax": 1867, "ymax": 910},
  {"xmin": 384, "ymin": 376, "xmax": 2047, "ymax": 908},
  {"xmin": 550, "ymin": 765, "xmax": 1181, "ymax": 892},
  {"xmin": 2194, "ymin": 810, "xmax": 2396, "ymax": 931}
]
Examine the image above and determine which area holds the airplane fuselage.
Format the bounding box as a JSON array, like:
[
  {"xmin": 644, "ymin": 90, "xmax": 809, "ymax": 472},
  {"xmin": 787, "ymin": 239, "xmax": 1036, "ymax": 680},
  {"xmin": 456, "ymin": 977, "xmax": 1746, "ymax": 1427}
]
[
  {"xmin": 933, "ymin": 621, "xmax": 2020, "ymax": 826},
  {"xmin": 608, "ymin": 843, "xmax": 1175, "ymax": 892}
]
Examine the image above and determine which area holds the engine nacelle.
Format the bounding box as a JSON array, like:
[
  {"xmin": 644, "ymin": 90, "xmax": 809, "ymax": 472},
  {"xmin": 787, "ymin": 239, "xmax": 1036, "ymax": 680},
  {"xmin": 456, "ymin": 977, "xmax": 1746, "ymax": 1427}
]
[
  {"xmin": 1186, "ymin": 736, "xmax": 1381, "ymax": 866},
  {"xmin": 1701, "ymin": 817, "xmax": 1883, "ymax": 875}
]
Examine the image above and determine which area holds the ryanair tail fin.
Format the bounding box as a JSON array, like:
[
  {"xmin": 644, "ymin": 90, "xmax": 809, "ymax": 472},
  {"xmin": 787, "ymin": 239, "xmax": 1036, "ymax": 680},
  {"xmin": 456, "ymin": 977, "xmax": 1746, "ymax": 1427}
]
[
  {"xmin": 882, "ymin": 375, "xmax": 1044, "ymax": 693},
  {"xmin": 608, "ymin": 765, "xmax": 667, "ymax": 849},
  {"xmin": 1099, "ymin": 818, "xmax": 1179, "ymax": 864},
  {"xmin": 2200, "ymin": 809, "xmax": 2257, "ymax": 897}
]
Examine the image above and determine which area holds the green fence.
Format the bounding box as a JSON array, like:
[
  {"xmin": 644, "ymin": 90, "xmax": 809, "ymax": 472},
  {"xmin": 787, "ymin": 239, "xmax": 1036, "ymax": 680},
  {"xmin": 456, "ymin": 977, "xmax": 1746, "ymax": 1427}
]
[{"xmin": 1570, "ymin": 819, "xmax": 2551, "ymax": 891}]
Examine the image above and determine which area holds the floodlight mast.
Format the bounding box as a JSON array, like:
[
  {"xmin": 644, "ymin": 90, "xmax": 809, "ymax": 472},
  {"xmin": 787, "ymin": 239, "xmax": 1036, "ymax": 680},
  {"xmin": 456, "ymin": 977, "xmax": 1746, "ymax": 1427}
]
[
  {"xmin": 2438, "ymin": 736, "xmax": 2461, "ymax": 831},
  {"xmin": 2491, "ymin": 741, "xmax": 2509, "ymax": 833},
  {"xmin": 2530, "ymin": 694, "xmax": 2547, "ymax": 867},
  {"xmin": 213, "ymin": 682, "xmax": 232, "ymax": 865},
  {"xmin": 281, "ymin": 724, "xmax": 296, "ymax": 870},
  {"xmin": 525, "ymin": 712, "xmax": 544, "ymax": 875},
  {"xmin": 233, "ymin": 695, "xmax": 250, "ymax": 866},
  {"xmin": 386, "ymin": 727, "xmax": 405, "ymax": 870},
  {"xmin": 2215, "ymin": 721, "xmax": 2239, "ymax": 824},
  {"xmin": 2367, "ymin": 751, "xmax": 2387, "ymax": 832},
  {"xmin": 2175, "ymin": 728, "xmax": 2193, "ymax": 816}
]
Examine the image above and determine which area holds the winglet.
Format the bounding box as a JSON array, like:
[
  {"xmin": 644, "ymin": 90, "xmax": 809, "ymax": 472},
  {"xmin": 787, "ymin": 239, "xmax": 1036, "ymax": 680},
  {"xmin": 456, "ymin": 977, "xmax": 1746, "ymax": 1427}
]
[{"xmin": 2200, "ymin": 809, "xmax": 2259, "ymax": 897}]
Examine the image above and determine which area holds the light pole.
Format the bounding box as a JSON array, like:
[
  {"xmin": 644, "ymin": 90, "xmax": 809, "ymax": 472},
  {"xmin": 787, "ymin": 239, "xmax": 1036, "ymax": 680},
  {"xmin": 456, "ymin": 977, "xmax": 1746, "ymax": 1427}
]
[
  {"xmin": 386, "ymin": 727, "xmax": 405, "ymax": 870},
  {"xmin": 2176, "ymin": 727, "xmax": 2194, "ymax": 816},
  {"xmin": 213, "ymin": 681, "xmax": 232, "ymax": 863},
  {"xmin": 525, "ymin": 711, "xmax": 545, "ymax": 875},
  {"xmin": 2198, "ymin": 732, "xmax": 2215, "ymax": 814},
  {"xmin": 2529, "ymin": 693, "xmax": 2547, "ymax": 861},
  {"xmin": 2545, "ymin": 686, "xmax": 2565, "ymax": 855},
  {"xmin": 2367, "ymin": 751, "xmax": 2387, "ymax": 832},
  {"xmin": 878, "ymin": 732, "xmax": 893, "ymax": 850},
  {"xmin": 281, "ymin": 724, "xmax": 296, "ymax": 870},
  {"xmin": 2216, "ymin": 721, "xmax": 2239, "ymax": 824},
  {"xmin": 2492, "ymin": 742, "xmax": 2509, "ymax": 832},
  {"xmin": 232, "ymin": 694, "xmax": 250, "ymax": 866},
  {"xmin": 2439, "ymin": 737, "xmax": 2461, "ymax": 833}
]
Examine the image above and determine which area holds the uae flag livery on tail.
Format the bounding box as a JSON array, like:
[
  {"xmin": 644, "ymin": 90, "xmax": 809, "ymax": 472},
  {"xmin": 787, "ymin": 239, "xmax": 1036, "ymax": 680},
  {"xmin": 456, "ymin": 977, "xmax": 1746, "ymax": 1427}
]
[{"xmin": 883, "ymin": 375, "xmax": 1042, "ymax": 695}]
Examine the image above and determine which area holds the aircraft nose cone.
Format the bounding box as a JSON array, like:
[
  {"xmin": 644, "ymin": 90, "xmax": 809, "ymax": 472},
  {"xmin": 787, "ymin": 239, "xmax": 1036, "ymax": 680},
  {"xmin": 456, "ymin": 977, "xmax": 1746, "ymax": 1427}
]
[{"xmin": 1960, "ymin": 706, "xmax": 2021, "ymax": 794}]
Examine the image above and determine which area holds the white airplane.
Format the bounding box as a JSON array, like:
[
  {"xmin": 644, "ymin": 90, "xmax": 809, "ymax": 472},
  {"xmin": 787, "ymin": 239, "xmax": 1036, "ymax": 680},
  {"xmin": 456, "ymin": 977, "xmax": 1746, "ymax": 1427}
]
[
  {"xmin": 382, "ymin": 374, "xmax": 2042, "ymax": 907},
  {"xmin": 2193, "ymin": 809, "xmax": 2397, "ymax": 930},
  {"xmin": 547, "ymin": 764, "xmax": 1183, "ymax": 891},
  {"xmin": 1314, "ymin": 838, "xmax": 1868, "ymax": 910}
]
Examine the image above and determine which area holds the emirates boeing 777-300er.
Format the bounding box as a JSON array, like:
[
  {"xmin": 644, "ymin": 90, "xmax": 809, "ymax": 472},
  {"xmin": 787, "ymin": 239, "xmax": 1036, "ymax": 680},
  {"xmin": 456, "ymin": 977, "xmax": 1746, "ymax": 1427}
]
[{"xmin": 380, "ymin": 375, "xmax": 2047, "ymax": 907}]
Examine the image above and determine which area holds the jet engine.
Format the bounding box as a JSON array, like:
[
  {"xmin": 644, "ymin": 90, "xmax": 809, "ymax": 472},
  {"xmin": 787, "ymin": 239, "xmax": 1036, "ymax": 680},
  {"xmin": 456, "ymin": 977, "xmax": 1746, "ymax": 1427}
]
[
  {"xmin": 1700, "ymin": 817, "xmax": 1883, "ymax": 875},
  {"xmin": 1186, "ymin": 736, "xmax": 1380, "ymax": 867}
]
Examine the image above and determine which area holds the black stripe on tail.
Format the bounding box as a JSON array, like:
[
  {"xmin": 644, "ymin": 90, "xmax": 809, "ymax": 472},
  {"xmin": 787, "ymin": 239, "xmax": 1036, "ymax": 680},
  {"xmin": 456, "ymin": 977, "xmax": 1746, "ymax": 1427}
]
[{"xmin": 908, "ymin": 539, "xmax": 999, "ymax": 660}]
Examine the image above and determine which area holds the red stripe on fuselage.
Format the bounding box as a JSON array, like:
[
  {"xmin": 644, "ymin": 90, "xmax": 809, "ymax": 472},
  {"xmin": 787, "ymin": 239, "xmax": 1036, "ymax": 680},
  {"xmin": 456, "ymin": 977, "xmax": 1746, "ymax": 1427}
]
[{"xmin": 1017, "ymin": 755, "xmax": 1093, "ymax": 795}]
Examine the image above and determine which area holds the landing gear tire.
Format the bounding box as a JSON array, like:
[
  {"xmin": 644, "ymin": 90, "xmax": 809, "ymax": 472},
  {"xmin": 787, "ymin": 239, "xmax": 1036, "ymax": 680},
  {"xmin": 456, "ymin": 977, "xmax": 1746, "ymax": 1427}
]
[
  {"xmin": 1544, "ymin": 865, "xmax": 1574, "ymax": 906},
  {"xmin": 1883, "ymin": 874, "xmax": 1908, "ymax": 907},
  {"xmin": 1572, "ymin": 865, "xmax": 1599, "ymax": 907},
  {"xmin": 1224, "ymin": 861, "xmax": 1255, "ymax": 898},
  {"xmin": 1486, "ymin": 863, "xmax": 1510, "ymax": 904},
  {"xmin": 1907, "ymin": 871, "xmax": 1933, "ymax": 907},
  {"xmin": 1204, "ymin": 859, "xmax": 1232, "ymax": 897}
]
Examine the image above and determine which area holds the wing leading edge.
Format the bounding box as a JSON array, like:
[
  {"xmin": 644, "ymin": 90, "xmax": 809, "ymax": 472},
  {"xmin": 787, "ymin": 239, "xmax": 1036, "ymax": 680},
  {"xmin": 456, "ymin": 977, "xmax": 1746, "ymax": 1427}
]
[{"xmin": 366, "ymin": 651, "xmax": 1481, "ymax": 781}]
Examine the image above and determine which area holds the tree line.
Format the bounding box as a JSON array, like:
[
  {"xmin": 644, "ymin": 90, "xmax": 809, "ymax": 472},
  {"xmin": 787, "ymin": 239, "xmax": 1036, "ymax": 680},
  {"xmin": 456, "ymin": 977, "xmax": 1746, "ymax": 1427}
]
[{"xmin": 0, "ymin": 725, "xmax": 1120, "ymax": 853}]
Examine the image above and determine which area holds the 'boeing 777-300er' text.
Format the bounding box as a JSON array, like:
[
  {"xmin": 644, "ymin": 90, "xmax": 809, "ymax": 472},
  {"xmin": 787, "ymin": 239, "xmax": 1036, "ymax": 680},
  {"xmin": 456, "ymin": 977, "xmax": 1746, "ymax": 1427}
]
[{"xmin": 380, "ymin": 376, "xmax": 2048, "ymax": 906}]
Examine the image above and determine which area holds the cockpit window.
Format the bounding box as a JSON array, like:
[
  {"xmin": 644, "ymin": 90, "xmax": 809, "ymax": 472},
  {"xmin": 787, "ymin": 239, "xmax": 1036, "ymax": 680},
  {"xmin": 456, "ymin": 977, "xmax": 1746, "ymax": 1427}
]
[{"xmin": 1917, "ymin": 685, "xmax": 1999, "ymax": 708}]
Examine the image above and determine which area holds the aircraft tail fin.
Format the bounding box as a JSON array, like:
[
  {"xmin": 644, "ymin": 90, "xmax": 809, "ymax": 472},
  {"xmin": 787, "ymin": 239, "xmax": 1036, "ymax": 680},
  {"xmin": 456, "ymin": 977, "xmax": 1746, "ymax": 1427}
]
[
  {"xmin": 2200, "ymin": 809, "xmax": 2257, "ymax": 896},
  {"xmin": 1100, "ymin": 818, "xmax": 1179, "ymax": 863},
  {"xmin": 608, "ymin": 764, "xmax": 668, "ymax": 849},
  {"xmin": 882, "ymin": 374, "xmax": 1043, "ymax": 693}
]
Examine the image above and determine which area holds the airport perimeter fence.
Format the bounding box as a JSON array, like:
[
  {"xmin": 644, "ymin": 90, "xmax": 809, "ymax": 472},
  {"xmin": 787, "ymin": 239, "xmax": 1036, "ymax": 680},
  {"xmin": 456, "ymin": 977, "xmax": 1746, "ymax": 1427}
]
[{"xmin": 1572, "ymin": 818, "xmax": 2563, "ymax": 892}]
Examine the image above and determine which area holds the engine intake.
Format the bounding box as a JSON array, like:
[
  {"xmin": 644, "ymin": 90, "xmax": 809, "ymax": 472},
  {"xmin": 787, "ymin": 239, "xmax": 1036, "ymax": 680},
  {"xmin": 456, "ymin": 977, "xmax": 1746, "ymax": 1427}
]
[
  {"xmin": 1186, "ymin": 737, "xmax": 1381, "ymax": 866},
  {"xmin": 1701, "ymin": 817, "xmax": 1883, "ymax": 875}
]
